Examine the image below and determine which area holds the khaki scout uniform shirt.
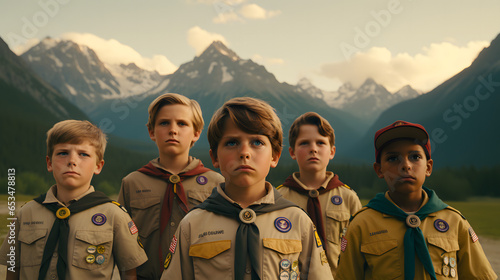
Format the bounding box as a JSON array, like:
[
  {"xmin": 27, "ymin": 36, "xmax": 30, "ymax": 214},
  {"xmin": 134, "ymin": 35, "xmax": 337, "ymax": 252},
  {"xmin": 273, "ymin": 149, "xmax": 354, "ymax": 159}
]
[
  {"xmin": 0, "ymin": 185, "xmax": 148, "ymax": 280},
  {"xmin": 161, "ymin": 183, "xmax": 334, "ymax": 280},
  {"xmin": 277, "ymin": 172, "xmax": 362, "ymax": 277},
  {"xmin": 118, "ymin": 157, "xmax": 224, "ymax": 280},
  {"xmin": 337, "ymin": 191, "xmax": 498, "ymax": 280}
]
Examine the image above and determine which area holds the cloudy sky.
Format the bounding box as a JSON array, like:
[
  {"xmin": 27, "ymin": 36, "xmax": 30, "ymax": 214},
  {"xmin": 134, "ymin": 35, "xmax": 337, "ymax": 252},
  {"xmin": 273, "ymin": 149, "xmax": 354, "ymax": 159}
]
[{"xmin": 1, "ymin": 0, "xmax": 500, "ymax": 92}]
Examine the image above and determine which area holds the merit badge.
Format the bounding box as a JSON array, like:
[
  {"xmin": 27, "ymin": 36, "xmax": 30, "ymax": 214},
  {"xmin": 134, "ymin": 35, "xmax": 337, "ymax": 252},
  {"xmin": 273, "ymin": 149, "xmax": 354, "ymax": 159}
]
[
  {"xmin": 320, "ymin": 250, "xmax": 328, "ymax": 265},
  {"xmin": 341, "ymin": 236, "xmax": 348, "ymax": 252},
  {"xmin": 469, "ymin": 227, "xmax": 479, "ymax": 243},
  {"xmin": 450, "ymin": 267, "xmax": 456, "ymax": 278},
  {"xmin": 87, "ymin": 245, "xmax": 97, "ymax": 254},
  {"xmin": 128, "ymin": 220, "xmax": 138, "ymax": 235},
  {"xmin": 290, "ymin": 271, "xmax": 298, "ymax": 280},
  {"xmin": 164, "ymin": 252, "xmax": 172, "ymax": 269},
  {"xmin": 274, "ymin": 217, "xmax": 292, "ymax": 233},
  {"xmin": 314, "ymin": 229, "xmax": 322, "ymax": 248},
  {"xmin": 196, "ymin": 175, "xmax": 208, "ymax": 185},
  {"xmin": 239, "ymin": 208, "xmax": 256, "ymax": 224},
  {"xmin": 169, "ymin": 174, "xmax": 181, "ymax": 184},
  {"xmin": 406, "ymin": 215, "xmax": 421, "ymax": 228},
  {"xmin": 291, "ymin": 260, "xmax": 299, "ymax": 272},
  {"xmin": 91, "ymin": 213, "xmax": 107, "ymax": 226},
  {"xmin": 95, "ymin": 254, "xmax": 105, "ymax": 265},
  {"xmin": 449, "ymin": 257, "xmax": 456, "ymax": 268},
  {"xmin": 308, "ymin": 189, "xmax": 319, "ymax": 198},
  {"xmin": 331, "ymin": 195, "xmax": 343, "ymax": 205},
  {"xmin": 434, "ymin": 219, "xmax": 449, "ymax": 232},
  {"xmin": 443, "ymin": 255, "xmax": 449, "ymax": 266},
  {"xmin": 279, "ymin": 271, "xmax": 290, "ymax": 280},
  {"xmin": 86, "ymin": 254, "xmax": 96, "ymax": 264},
  {"xmin": 96, "ymin": 245, "xmax": 105, "ymax": 254},
  {"xmin": 280, "ymin": 259, "xmax": 291, "ymax": 270},
  {"xmin": 56, "ymin": 207, "xmax": 71, "ymax": 219},
  {"xmin": 169, "ymin": 235, "xmax": 177, "ymax": 254},
  {"xmin": 442, "ymin": 265, "xmax": 450, "ymax": 276}
]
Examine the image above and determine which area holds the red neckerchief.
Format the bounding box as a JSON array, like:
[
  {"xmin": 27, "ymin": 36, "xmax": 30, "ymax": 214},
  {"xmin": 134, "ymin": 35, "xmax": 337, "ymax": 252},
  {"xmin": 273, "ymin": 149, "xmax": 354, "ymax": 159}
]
[
  {"xmin": 138, "ymin": 160, "xmax": 211, "ymax": 270},
  {"xmin": 281, "ymin": 173, "xmax": 344, "ymax": 252}
]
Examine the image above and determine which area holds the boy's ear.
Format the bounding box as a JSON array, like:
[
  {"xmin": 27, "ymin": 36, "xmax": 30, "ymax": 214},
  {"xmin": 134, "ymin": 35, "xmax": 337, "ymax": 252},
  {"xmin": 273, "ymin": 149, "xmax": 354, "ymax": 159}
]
[
  {"xmin": 148, "ymin": 127, "xmax": 156, "ymax": 142},
  {"xmin": 209, "ymin": 149, "xmax": 219, "ymax": 169},
  {"xmin": 373, "ymin": 162, "xmax": 384, "ymax": 178},
  {"xmin": 426, "ymin": 159, "xmax": 433, "ymax": 177},
  {"xmin": 288, "ymin": 147, "xmax": 296, "ymax": 160},
  {"xmin": 46, "ymin": 156, "xmax": 53, "ymax": 172},
  {"xmin": 330, "ymin": 145, "xmax": 336, "ymax": 160},
  {"xmin": 94, "ymin": 160, "xmax": 105, "ymax": 175},
  {"xmin": 270, "ymin": 150, "xmax": 281, "ymax": 168},
  {"xmin": 192, "ymin": 130, "xmax": 201, "ymax": 143}
]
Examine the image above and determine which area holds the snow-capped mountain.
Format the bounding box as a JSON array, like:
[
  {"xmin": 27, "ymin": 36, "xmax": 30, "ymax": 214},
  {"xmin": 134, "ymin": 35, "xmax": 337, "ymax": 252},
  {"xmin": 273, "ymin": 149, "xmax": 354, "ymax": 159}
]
[
  {"xmin": 297, "ymin": 77, "xmax": 420, "ymax": 122},
  {"xmin": 20, "ymin": 37, "xmax": 163, "ymax": 113}
]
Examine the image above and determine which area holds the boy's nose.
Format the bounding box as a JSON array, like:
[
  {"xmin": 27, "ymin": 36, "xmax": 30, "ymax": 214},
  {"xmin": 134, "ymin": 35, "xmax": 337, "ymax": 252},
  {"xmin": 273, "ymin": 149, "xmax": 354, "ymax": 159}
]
[
  {"xmin": 400, "ymin": 159, "xmax": 411, "ymax": 171},
  {"xmin": 239, "ymin": 144, "xmax": 251, "ymax": 159}
]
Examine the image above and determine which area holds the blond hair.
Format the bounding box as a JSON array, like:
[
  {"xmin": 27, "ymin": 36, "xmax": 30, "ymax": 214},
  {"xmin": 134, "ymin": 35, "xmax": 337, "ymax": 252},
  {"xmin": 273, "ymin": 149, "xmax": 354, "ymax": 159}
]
[
  {"xmin": 47, "ymin": 120, "xmax": 107, "ymax": 162},
  {"xmin": 207, "ymin": 97, "xmax": 282, "ymax": 157},
  {"xmin": 289, "ymin": 112, "xmax": 335, "ymax": 150},
  {"xmin": 146, "ymin": 93, "xmax": 204, "ymax": 133}
]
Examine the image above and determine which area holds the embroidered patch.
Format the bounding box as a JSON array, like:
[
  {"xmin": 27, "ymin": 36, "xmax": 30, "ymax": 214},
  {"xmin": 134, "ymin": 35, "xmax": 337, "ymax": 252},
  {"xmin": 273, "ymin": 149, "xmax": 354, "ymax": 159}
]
[
  {"xmin": 331, "ymin": 195, "xmax": 343, "ymax": 205},
  {"xmin": 434, "ymin": 219, "xmax": 449, "ymax": 232},
  {"xmin": 128, "ymin": 220, "xmax": 138, "ymax": 235},
  {"xmin": 91, "ymin": 213, "xmax": 106, "ymax": 226},
  {"xmin": 314, "ymin": 229, "xmax": 322, "ymax": 248},
  {"xmin": 320, "ymin": 250, "xmax": 328, "ymax": 265},
  {"xmin": 169, "ymin": 235, "xmax": 178, "ymax": 253},
  {"xmin": 274, "ymin": 217, "xmax": 292, "ymax": 233},
  {"xmin": 164, "ymin": 252, "xmax": 172, "ymax": 269},
  {"xmin": 469, "ymin": 227, "xmax": 479, "ymax": 243},
  {"xmin": 341, "ymin": 236, "xmax": 348, "ymax": 252},
  {"xmin": 196, "ymin": 175, "xmax": 208, "ymax": 185}
]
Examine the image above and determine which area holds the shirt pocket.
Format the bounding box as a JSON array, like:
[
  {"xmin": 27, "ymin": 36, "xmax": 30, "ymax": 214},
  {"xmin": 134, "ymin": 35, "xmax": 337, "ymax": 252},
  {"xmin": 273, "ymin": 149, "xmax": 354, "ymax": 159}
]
[
  {"xmin": 18, "ymin": 229, "xmax": 47, "ymax": 267},
  {"xmin": 72, "ymin": 230, "xmax": 113, "ymax": 270},
  {"xmin": 262, "ymin": 238, "xmax": 302, "ymax": 275},
  {"xmin": 130, "ymin": 196, "xmax": 161, "ymax": 238},
  {"xmin": 326, "ymin": 210, "xmax": 351, "ymax": 244},
  {"xmin": 427, "ymin": 236, "xmax": 459, "ymax": 276},
  {"xmin": 189, "ymin": 240, "xmax": 232, "ymax": 279},
  {"xmin": 361, "ymin": 239, "xmax": 401, "ymax": 279}
]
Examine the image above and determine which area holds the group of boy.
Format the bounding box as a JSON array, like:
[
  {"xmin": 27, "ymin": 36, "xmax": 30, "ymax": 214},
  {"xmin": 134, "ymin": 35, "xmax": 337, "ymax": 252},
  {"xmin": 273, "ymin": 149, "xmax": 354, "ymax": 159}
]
[{"xmin": 0, "ymin": 92, "xmax": 496, "ymax": 280}]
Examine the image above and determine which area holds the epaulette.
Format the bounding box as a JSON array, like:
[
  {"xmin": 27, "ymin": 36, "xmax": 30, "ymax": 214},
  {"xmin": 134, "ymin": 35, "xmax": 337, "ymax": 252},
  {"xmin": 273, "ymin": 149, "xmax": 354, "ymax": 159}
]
[
  {"xmin": 349, "ymin": 206, "xmax": 370, "ymax": 222},
  {"xmin": 111, "ymin": 201, "xmax": 128, "ymax": 213},
  {"xmin": 444, "ymin": 205, "xmax": 466, "ymax": 220},
  {"xmin": 342, "ymin": 184, "xmax": 352, "ymax": 190},
  {"xmin": 276, "ymin": 184, "xmax": 284, "ymax": 190}
]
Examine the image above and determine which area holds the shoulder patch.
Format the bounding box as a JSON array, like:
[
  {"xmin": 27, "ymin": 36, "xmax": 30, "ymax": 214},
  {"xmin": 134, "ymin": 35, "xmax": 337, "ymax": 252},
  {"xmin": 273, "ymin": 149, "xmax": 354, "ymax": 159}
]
[
  {"xmin": 111, "ymin": 201, "xmax": 128, "ymax": 213},
  {"xmin": 444, "ymin": 206, "xmax": 466, "ymax": 220}
]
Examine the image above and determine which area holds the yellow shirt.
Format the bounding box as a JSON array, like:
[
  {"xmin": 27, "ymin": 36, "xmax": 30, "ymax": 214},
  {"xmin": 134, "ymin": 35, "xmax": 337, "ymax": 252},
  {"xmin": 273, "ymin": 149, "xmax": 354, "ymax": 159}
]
[
  {"xmin": 277, "ymin": 171, "xmax": 362, "ymax": 277},
  {"xmin": 160, "ymin": 183, "xmax": 334, "ymax": 280},
  {"xmin": 0, "ymin": 185, "xmax": 148, "ymax": 280},
  {"xmin": 118, "ymin": 157, "xmax": 224, "ymax": 279},
  {"xmin": 337, "ymin": 191, "xmax": 498, "ymax": 280}
]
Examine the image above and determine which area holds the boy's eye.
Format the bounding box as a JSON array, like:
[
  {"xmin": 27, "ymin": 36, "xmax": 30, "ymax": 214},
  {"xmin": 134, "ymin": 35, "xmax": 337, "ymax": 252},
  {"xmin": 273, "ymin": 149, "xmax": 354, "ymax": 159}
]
[
  {"xmin": 178, "ymin": 121, "xmax": 187, "ymax": 126},
  {"xmin": 80, "ymin": 153, "xmax": 90, "ymax": 157},
  {"xmin": 386, "ymin": 155, "xmax": 399, "ymax": 162},
  {"xmin": 409, "ymin": 154, "xmax": 422, "ymax": 160},
  {"xmin": 252, "ymin": 139, "xmax": 265, "ymax": 146},
  {"xmin": 159, "ymin": 121, "xmax": 169, "ymax": 126},
  {"xmin": 224, "ymin": 140, "xmax": 237, "ymax": 147},
  {"xmin": 298, "ymin": 141, "xmax": 308, "ymax": 146},
  {"xmin": 57, "ymin": 151, "xmax": 68, "ymax": 156}
]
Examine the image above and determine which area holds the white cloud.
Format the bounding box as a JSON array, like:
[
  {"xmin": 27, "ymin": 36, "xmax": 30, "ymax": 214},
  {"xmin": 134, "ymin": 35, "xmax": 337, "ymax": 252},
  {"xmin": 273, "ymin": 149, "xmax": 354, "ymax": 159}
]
[
  {"xmin": 212, "ymin": 2, "xmax": 281, "ymax": 23},
  {"xmin": 59, "ymin": 32, "xmax": 177, "ymax": 75},
  {"xmin": 187, "ymin": 26, "xmax": 229, "ymax": 55},
  {"xmin": 11, "ymin": 38, "xmax": 40, "ymax": 55},
  {"xmin": 239, "ymin": 4, "xmax": 281, "ymax": 19},
  {"xmin": 319, "ymin": 41, "xmax": 489, "ymax": 92},
  {"xmin": 251, "ymin": 54, "xmax": 284, "ymax": 65}
]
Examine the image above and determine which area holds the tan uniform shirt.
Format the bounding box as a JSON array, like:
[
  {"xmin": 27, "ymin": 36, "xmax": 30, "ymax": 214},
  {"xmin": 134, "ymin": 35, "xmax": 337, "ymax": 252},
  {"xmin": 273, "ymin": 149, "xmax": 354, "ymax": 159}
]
[
  {"xmin": 0, "ymin": 185, "xmax": 148, "ymax": 280},
  {"xmin": 118, "ymin": 157, "xmax": 224, "ymax": 279},
  {"xmin": 337, "ymin": 191, "xmax": 498, "ymax": 280},
  {"xmin": 277, "ymin": 172, "xmax": 362, "ymax": 277},
  {"xmin": 160, "ymin": 183, "xmax": 334, "ymax": 280}
]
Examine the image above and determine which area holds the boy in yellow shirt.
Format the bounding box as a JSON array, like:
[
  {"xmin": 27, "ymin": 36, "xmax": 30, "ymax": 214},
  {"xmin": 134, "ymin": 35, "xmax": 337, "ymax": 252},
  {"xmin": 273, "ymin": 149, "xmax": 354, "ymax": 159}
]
[
  {"xmin": 277, "ymin": 112, "xmax": 362, "ymax": 277},
  {"xmin": 118, "ymin": 93, "xmax": 224, "ymax": 279}
]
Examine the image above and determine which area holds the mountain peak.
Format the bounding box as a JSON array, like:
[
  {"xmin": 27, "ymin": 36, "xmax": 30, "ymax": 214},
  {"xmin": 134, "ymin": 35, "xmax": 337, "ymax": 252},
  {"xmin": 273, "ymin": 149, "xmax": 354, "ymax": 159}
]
[{"xmin": 201, "ymin": 41, "xmax": 240, "ymax": 61}]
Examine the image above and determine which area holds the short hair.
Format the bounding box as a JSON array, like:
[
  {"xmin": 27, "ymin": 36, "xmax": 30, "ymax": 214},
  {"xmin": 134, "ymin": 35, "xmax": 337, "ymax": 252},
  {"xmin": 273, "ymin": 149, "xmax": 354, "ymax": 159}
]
[
  {"xmin": 47, "ymin": 120, "xmax": 107, "ymax": 162},
  {"xmin": 288, "ymin": 112, "xmax": 335, "ymax": 150},
  {"xmin": 146, "ymin": 93, "xmax": 204, "ymax": 133},
  {"xmin": 207, "ymin": 97, "xmax": 283, "ymax": 157}
]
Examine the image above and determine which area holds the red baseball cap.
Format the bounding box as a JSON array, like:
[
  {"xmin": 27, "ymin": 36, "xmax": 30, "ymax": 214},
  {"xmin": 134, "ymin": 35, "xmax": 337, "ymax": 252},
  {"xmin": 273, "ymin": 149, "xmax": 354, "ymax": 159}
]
[{"xmin": 374, "ymin": 120, "xmax": 431, "ymax": 162}]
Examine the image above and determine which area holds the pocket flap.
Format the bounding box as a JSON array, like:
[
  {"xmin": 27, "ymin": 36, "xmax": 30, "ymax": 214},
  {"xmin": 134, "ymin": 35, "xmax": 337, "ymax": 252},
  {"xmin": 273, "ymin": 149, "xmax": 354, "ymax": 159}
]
[
  {"xmin": 187, "ymin": 190, "xmax": 211, "ymax": 204},
  {"xmin": 130, "ymin": 196, "xmax": 161, "ymax": 210},
  {"xmin": 361, "ymin": 239, "xmax": 398, "ymax": 256},
  {"xmin": 75, "ymin": 230, "xmax": 113, "ymax": 245},
  {"xmin": 189, "ymin": 240, "xmax": 231, "ymax": 259},
  {"xmin": 18, "ymin": 229, "xmax": 47, "ymax": 244},
  {"xmin": 326, "ymin": 210, "xmax": 351, "ymax": 222},
  {"xmin": 427, "ymin": 237, "xmax": 459, "ymax": 252},
  {"xmin": 262, "ymin": 238, "xmax": 302, "ymax": 254}
]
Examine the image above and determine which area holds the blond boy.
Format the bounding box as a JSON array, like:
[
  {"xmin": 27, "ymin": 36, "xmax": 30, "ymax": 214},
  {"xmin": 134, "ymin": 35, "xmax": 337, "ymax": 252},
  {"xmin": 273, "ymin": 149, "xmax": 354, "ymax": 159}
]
[
  {"xmin": 118, "ymin": 93, "xmax": 224, "ymax": 279},
  {"xmin": 0, "ymin": 120, "xmax": 147, "ymax": 280},
  {"xmin": 161, "ymin": 98, "xmax": 333, "ymax": 280},
  {"xmin": 276, "ymin": 112, "xmax": 362, "ymax": 277}
]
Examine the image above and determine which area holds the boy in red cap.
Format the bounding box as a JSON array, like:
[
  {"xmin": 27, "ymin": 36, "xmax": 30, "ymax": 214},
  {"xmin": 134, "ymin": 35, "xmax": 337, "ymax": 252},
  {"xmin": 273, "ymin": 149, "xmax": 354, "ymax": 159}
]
[{"xmin": 336, "ymin": 120, "xmax": 497, "ymax": 280}]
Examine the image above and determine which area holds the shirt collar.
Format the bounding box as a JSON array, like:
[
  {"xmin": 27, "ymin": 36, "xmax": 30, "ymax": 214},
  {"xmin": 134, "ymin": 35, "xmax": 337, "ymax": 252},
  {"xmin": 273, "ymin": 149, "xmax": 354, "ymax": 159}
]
[
  {"xmin": 152, "ymin": 156, "xmax": 199, "ymax": 173},
  {"xmin": 216, "ymin": 182, "xmax": 275, "ymax": 207},
  {"xmin": 44, "ymin": 185, "xmax": 95, "ymax": 206},
  {"xmin": 292, "ymin": 171, "xmax": 334, "ymax": 190}
]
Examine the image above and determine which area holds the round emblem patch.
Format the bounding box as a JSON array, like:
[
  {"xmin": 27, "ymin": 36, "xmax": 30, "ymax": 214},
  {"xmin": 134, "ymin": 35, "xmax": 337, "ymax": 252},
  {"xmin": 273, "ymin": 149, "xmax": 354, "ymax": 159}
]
[
  {"xmin": 406, "ymin": 215, "xmax": 421, "ymax": 228},
  {"xmin": 97, "ymin": 245, "xmax": 105, "ymax": 254},
  {"xmin": 87, "ymin": 245, "xmax": 97, "ymax": 254},
  {"xmin": 275, "ymin": 217, "xmax": 292, "ymax": 233},
  {"xmin": 280, "ymin": 259, "xmax": 291, "ymax": 270},
  {"xmin": 56, "ymin": 207, "xmax": 71, "ymax": 219},
  {"xmin": 196, "ymin": 175, "xmax": 208, "ymax": 185},
  {"xmin": 279, "ymin": 271, "xmax": 290, "ymax": 280},
  {"xmin": 92, "ymin": 213, "xmax": 107, "ymax": 226},
  {"xmin": 95, "ymin": 254, "xmax": 105, "ymax": 265},
  {"xmin": 434, "ymin": 219, "xmax": 449, "ymax": 232},
  {"xmin": 86, "ymin": 254, "xmax": 95, "ymax": 264},
  {"xmin": 331, "ymin": 195, "xmax": 343, "ymax": 205},
  {"xmin": 169, "ymin": 174, "xmax": 181, "ymax": 184},
  {"xmin": 308, "ymin": 190, "xmax": 319, "ymax": 198},
  {"xmin": 239, "ymin": 208, "xmax": 256, "ymax": 224},
  {"xmin": 290, "ymin": 271, "xmax": 298, "ymax": 280}
]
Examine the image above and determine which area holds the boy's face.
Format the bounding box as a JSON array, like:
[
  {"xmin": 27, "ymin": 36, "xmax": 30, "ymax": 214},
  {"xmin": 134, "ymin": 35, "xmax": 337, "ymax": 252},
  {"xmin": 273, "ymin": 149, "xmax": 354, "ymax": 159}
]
[
  {"xmin": 210, "ymin": 120, "xmax": 280, "ymax": 190},
  {"xmin": 373, "ymin": 140, "xmax": 433, "ymax": 195},
  {"xmin": 289, "ymin": 124, "xmax": 335, "ymax": 174},
  {"xmin": 149, "ymin": 104, "xmax": 201, "ymax": 158},
  {"xmin": 46, "ymin": 141, "xmax": 104, "ymax": 192}
]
